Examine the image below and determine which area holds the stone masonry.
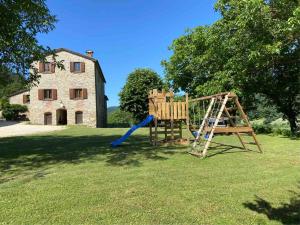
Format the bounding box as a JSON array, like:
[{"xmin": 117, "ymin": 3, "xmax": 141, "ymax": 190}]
[{"xmin": 9, "ymin": 48, "xmax": 107, "ymax": 127}]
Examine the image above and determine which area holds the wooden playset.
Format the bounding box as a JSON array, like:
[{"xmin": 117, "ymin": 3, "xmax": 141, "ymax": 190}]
[
  {"xmin": 148, "ymin": 89, "xmax": 189, "ymax": 145},
  {"xmin": 148, "ymin": 89, "xmax": 262, "ymax": 158}
]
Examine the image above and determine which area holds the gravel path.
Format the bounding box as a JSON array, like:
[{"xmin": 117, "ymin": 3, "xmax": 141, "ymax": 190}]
[{"xmin": 0, "ymin": 121, "xmax": 65, "ymax": 138}]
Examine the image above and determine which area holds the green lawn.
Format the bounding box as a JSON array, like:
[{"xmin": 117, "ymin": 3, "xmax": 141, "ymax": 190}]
[{"xmin": 0, "ymin": 127, "xmax": 299, "ymax": 225}]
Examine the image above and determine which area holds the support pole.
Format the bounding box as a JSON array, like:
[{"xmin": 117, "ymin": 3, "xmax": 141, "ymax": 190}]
[{"xmin": 185, "ymin": 93, "xmax": 189, "ymax": 143}]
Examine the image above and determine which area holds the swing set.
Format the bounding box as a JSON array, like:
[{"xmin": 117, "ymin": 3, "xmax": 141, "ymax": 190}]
[
  {"xmin": 148, "ymin": 90, "xmax": 262, "ymax": 158},
  {"xmin": 188, "ymin": 92, "xmax": 262, "ymax": 157}
]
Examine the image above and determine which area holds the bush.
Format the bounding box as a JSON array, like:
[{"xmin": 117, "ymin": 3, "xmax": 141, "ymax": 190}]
[
  {"xmin": 251, "ymin": 118, "xmax": 295, "ymax": 137},
  {"xmin": 2, "ymin": 104, "xmax": 28, "ymax": 121},
  {"xmin": 107, "ymin": 109, "xmax": 137, "ymax": 128},
  {"xmin": 0, "ymin": 97, "xmax": 9, "ymax": 110},
  {"xmin": 252, "ymin": 123, "xmax": 272, "ymax": 134}
]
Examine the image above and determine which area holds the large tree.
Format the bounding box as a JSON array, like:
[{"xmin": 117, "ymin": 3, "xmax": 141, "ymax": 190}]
[
  {"xmin": 0, "ymin": 0, "xmax": 62, "ymax": 87},
  {"xmin": 119, "ymin": 68, "xmax": 163, "ymax": 122},
  {"xmin": 163, "ymin": 0, "xmax": 300, "ymax": 134}
]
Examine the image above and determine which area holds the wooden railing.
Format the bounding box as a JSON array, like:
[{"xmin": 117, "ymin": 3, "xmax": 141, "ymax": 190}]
[{"xmin": 149, "ymin": 102, "xmax": 187, "ymax": 120}]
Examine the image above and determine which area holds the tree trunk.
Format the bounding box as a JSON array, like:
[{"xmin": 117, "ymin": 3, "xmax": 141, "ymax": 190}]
[{"xmin": 286, "ymin": 111, "xmax": 299, "ymax": 136}]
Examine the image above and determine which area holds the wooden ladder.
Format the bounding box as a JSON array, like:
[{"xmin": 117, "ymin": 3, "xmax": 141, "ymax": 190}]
[{"xmin": 190, "ymin": 93, "xmax": 229, "ymax": 158}]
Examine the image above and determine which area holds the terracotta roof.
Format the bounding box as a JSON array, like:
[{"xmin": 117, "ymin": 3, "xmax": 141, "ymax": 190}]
[{"xmin": 54, "ymin": 48, "xmax": 106, "ymax": 83}]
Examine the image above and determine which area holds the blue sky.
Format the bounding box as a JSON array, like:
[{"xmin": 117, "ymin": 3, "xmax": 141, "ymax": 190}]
[{"xmin": 38, "ymin": 0, "xmax": 219, "ymax": 107}]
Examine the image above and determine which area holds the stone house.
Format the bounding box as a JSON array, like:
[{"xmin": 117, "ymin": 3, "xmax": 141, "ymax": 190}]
[{"xmin": 8, "ymin": 48, "xmax": 108, "ymax": 127}]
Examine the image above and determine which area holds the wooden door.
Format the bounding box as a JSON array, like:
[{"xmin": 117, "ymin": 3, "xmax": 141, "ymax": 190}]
[
  {"xmin": 44, "ymin": 113, "xmax": 52, "ymax": 125},
  {"xmin": 75, "ymin": 111, "xmax": 83, "ymax": 124}
]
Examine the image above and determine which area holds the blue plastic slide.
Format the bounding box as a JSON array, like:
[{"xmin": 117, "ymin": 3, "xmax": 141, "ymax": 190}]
[{"xmin": 111, "ymin": 115, "xmax": 154, "ymax": 148}]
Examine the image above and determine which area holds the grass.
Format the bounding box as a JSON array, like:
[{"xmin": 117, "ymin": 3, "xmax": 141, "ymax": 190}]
[{"xmin": 0, "ymin": 126, "xmax": 299, "ymax": 225}]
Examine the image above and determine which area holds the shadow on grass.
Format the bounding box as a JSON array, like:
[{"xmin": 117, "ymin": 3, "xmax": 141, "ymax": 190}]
[
  {"xmin": 0, "ymin": 132, "xmax": 186, "ymax": 183},
  {"xmin": 243, "ymin": 185, "xmax": 300, "ymax": 224}
]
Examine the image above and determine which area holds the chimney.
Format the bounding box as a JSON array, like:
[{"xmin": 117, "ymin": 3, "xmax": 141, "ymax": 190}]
[{"xmin": 86, "ymin": 50, "xmax": 94, "ymax": 58}]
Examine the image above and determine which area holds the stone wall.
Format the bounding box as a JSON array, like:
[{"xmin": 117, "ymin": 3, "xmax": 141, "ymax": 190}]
[
  {"xmin": 30, "ymin": 51, "xmax": 99, "ymax": 127},
  {"xmin": 9, "ymin": 91, "xmax": 30, "ymax": 105},
  {"xmin": 8, "ymin": 91, "xmax": 30, "ymax": 118}
]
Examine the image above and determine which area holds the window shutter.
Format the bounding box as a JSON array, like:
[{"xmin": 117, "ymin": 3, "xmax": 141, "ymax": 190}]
[
  {"xmin": 70, "ymin": 62, "xmax": 74, "ymax": 72},
  {"xmin": 69, "ymin": 89, "xmax": 75, "ymax": 99},
  {"xmin": 38, "ymin": 89, "xmax": 44, "ymax": 100},
  {"xmin": 39, "ymin": 62, "xmax": 45, "ymax": 73},
  {"xmin": 23, "ymin": 95, "xmax": 27, "ymax": 104},
  {"xmin": 52, "ymin": 89, "xmax": 57, "ymax": 100},
  {"xmin": 83, "ymin": 89, "xmax": 88, "ymax": 99},
  {"xmin": 80, "ymin": 62, "xmax": 85, "ymax": 73},
  {"xmin": 51, "ymin": 63, "xmax": 55, "ymax": 73}
]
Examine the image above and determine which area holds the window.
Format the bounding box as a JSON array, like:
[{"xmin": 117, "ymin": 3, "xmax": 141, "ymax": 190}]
[
  {"xmin": 70, "ymin": 88, "xmax": 87, "ymax": 100},
  {"xmin": 44, "ymin": 62, "xmax": 51, "ymax": 72},
  {"xmin": 23, "ymin": 95, "xmax": 30, "ymax": 104},
  {"xmin": 74, "ymin": 89, "xmax": 82, "ymax": 99},
  {"xmin": 44, "ymin": 89, "xmax": 52, "ymax": 100},
  {"xmin": 74, "ymin": 62, "xmax": 81, "ymax": 72},
  {"xmin": 75, "ymin": 111, "xmax": 83, "ymax": 124}
]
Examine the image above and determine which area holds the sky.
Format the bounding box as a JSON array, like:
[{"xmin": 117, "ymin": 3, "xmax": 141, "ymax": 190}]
[{"xmin": 38, "ymin": 0, "xmax": 219, "ymax": 107}]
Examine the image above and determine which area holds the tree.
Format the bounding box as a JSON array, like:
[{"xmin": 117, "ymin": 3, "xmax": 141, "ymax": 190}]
[
  {"xmin": 119, "ymin": 68, "xmax": 163, "ymax": 121},
  {"xmin": 0, "ymin": 0, "xmax": 63, "ymax": 86},
  {"xmin": 163, "ymin": 0, "xmax": 300, "ymax": 134}
]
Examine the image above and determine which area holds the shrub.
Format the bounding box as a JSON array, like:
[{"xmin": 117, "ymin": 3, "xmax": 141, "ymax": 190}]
[
  {"xmin": 107, "ymin": 109, "xmax": 137, "ymax": 128},
  {"xmin": 252, "ymin": 123, "xmax": 272, "ymax": 134},
  {"xmin": 0, "ymin": 97, "xmax": 9, "ymax": 110},
  {"xmin": 2, "ymin": 104, "xmax": 28, "ymax": 121}
]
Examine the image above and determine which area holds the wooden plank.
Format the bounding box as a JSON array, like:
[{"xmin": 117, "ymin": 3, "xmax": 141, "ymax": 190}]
[
  {"xmin": 166, "ymin": 102, "xmax": 170, "ymax": 119},
  {"xmin": 156, "ymin": 130, "xmax": 181, "ymax": 134},
  {"xmin": 178, "ymin": 102, "xmax": 182, "ymax": 119},
  {"xmin": 157, "ymin": 103, "xmax": 162, "ymax": 120},
  {"xmin": 161, "ymin": 102, "xmax": 166, "ymax": 120},
  {"xmin": 174, "ymin": 102, "xmax": 178, "ymax": 119},
  {"xmin": 203, "ymin": 126, "xmax": 253, "ymax": 133},
  {"xmin": 181, "ymin": 102, "xmax": 186, "ymax": 119},
  {"xmin": 189, "ymin": 92, "xmax": 236, "ymax": 102}
]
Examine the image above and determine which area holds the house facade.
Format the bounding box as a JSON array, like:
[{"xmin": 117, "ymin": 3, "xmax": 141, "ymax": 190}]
[{"xmin": 8, "ymin": 48, "xmax": 107, "ymax": 127}]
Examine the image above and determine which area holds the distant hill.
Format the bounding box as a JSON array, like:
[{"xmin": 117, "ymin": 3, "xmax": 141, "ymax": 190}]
[{"xmin": 107, "ymin": 106, "xmax": 119, "ymax": 114}]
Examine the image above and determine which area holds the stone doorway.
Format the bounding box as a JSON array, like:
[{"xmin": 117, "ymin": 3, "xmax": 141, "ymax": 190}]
[{"xmin": 56, "ymin": 109, "xmax": 67, "ymax": 125}]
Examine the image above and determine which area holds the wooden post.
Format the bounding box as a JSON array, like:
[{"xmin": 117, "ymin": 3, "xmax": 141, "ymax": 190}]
[
  {"xmin": 223, "ymin": 107, "xmax": 248, "ymax": 151},
  {"xmin": 234, "ymin": 97, "xmax": 263, "ymax": 153},
  {"xmin": 185, "ymin": 93, "xmax": 189, "ymax": 143},
  {"xmin": 179, "ymin": 121, "xmax": 182, "ymax": 139},
  {"xmin": 149, "ymin": 121, "xmax": 153, "ymax": 144},
  {"xmin": 170, "ymin": 92, "xmax": 174, "ymax": 141}
]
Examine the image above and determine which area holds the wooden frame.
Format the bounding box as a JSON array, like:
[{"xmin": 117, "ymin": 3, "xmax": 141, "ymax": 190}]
[{"xmin": 189, "ymin": 92, "xmax": 262, "ymax": 158}]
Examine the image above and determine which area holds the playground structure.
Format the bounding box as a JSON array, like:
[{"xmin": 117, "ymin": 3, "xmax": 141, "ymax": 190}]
[
  {"xmin": 148, "ymin": 89, "xmax": 262, "ymax": 158},
  {"xmin": 148, "ymin": 89, "xmax": 189, "ymax": 145},
  {"xmin": 111, "ymin": 89, "xmax": 262, "ymax": 158},
  {"xmin": 188, "ymin": 92, "xmax": 262, "ymax": 157}
]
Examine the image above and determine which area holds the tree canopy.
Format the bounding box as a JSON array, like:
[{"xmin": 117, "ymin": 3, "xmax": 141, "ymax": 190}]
[
  {"xmin": 0, "ymin": 0, "xmax": 62, "ymax": 87},
  {"xmin": 163, "ymin": 0, "xmax": 300, "ymax": 134},
  {"xmin": 119, "ymin": 68, "xmax": 163, "ymax": 122}
]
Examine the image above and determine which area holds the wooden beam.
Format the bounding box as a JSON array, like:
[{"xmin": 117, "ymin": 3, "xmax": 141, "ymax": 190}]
[
  {"xmin": 203, "ymin": 126, "xmax": 253, "ymax": 133},
  {"xmin": 189, "ymin": 92, "xmax": 236, "ymax": 102}
]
